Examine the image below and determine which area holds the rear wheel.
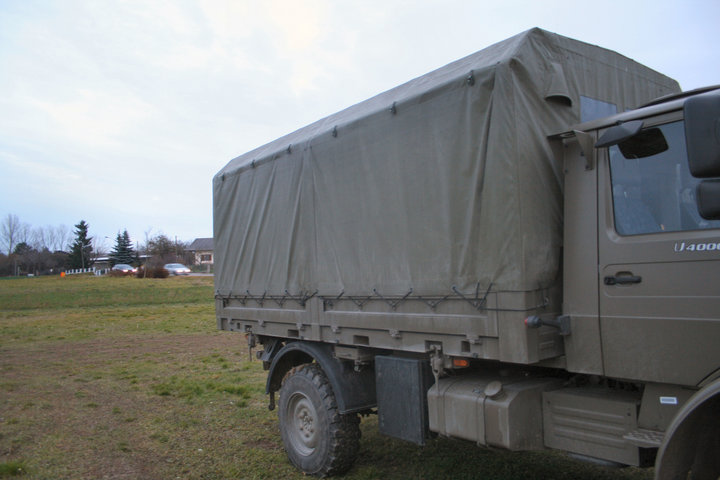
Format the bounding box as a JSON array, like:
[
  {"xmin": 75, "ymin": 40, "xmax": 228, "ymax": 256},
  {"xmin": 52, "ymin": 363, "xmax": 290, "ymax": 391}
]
[{"xmin": 278, "ymin": 363, "xmax": 360, "ymax": 477}]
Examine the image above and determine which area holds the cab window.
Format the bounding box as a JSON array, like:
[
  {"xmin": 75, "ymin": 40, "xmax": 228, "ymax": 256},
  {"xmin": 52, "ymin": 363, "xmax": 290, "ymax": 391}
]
[{"xmin": 608, "ymin": 120, "xmax": 720, "ymax": 235}]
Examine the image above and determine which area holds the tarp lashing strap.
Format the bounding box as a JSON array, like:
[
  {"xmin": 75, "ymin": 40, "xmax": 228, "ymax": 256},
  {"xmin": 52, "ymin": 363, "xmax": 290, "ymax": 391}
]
[
  {"xmin": 216, "ymin": 285, "xmax": 550, "ymax": 312},
  {"xmin": 372, "ymin": 288, "xmax": 414, "ymax": 310},
  {"xmin": 452, "ymin": 282, "xmax": 493, "ymax": 311},
  {"xmin": 233, "ymin": 290, "xmax": 318, "ymax": 308},
  {"xmin": 348, "ymin": 295, "xmax": 373, "ymax": 310},
  {"xmin": 416, "ymin": 294, "xmax": 452, "ymax": 310}
]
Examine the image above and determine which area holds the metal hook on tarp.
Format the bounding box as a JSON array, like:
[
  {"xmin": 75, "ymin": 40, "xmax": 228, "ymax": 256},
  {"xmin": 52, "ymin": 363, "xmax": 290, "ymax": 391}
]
[
  {"xmin": 216, "ymin": 290, "xmax": 232, "ymax": 308},
  {"xmin": 466, "ymin": 70, "xmax": 475, "ymax": 86}
]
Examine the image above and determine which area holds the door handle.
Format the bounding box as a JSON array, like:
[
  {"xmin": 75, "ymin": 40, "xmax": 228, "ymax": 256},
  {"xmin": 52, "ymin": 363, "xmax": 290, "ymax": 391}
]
[{"xmin": 604, "ymin": 274, "xmax": 642, "ymax": 285}]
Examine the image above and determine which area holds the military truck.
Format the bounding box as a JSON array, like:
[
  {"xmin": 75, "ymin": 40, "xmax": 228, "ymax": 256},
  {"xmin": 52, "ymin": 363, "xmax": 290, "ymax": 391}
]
[{"xmin": 213, "ymin": 28, "xmax": 720, "ymax": 478}]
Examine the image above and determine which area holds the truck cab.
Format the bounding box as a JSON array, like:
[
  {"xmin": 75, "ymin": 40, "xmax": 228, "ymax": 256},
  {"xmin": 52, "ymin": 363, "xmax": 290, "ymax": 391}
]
[
  {"xmin": 561, "ymin": 86, "xmax": 720, "ymax": 385},
  {"xmin": 558, "ymin": 86, "xmax": 720, "ymax": 478}
]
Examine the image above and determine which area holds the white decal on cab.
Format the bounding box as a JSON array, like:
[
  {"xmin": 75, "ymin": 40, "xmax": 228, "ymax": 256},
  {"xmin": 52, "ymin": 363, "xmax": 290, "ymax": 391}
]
[{"xmin": 674, "ymin": 242, "xmax": 720, "ymax": 252}]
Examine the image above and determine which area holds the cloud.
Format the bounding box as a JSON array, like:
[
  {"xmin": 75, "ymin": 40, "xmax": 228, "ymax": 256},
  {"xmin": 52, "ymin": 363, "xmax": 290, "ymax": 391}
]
[
  {"xmin": 27, "ymin": 89, "xmax": 157, "ymax": 149},
  {"xmin": 249, "ymin": 0, "xmax": 335, "ymax": 95},
  {"xmin": 265, "ymin": 0, "xmax": 326, "ymax": 53}
]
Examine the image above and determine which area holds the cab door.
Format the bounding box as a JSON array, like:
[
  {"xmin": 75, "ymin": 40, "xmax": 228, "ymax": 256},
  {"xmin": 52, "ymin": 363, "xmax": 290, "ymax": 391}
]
[{"xmin": 597, "ymin": 113, "xmax": 720, "ymax": 386}]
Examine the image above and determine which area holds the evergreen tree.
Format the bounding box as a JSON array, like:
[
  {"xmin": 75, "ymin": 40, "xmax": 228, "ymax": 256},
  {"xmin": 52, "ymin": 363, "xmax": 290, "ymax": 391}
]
[
  {"xmin": 67, "ymin": 220, "xmax": 94, "ymax": 269},
  {"xmin": 13, "ymin": 242, "xmax": 40, "ymax": 275},
  {"xmin": 109, "ymin": 230, "xmax": 135, "ymax": 266},
  {"xmin": 13, "ymin": 241, "xmax": 33, "ymax": 256}
]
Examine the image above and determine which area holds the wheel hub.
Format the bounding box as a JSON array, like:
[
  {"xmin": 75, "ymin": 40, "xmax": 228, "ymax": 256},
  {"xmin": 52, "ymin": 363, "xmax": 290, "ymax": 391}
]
[{"xmin": 288, "ymin": 394, "xmax": 318, "ymax": 456}]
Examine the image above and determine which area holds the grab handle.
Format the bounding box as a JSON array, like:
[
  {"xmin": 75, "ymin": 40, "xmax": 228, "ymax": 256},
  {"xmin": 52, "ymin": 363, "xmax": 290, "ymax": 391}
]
[{"xmin": 604, "ymin": 274, "xmax": 642, "ymax": 286}]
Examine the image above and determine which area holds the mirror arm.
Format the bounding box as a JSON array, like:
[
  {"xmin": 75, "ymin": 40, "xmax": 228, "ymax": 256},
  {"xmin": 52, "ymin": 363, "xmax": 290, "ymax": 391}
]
[{"xmin": 573, "ymin": 130, "xmax": 595, "ymax": 170}]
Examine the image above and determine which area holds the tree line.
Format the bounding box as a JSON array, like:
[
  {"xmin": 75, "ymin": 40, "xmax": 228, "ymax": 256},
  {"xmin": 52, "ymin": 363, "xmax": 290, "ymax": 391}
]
[{"xmin": 0, "ymin": 213, "xmax": 194, "ymax": 276}]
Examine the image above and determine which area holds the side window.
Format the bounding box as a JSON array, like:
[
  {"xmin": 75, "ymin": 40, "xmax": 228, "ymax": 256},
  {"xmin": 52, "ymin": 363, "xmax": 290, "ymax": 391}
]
[
  {"xmin": 581, "ymin": 96, "xmax": 617, "ymax": 123},
  {"xmin": 608, "ymin": 121, "xmax": 720, "ymax": 235}
]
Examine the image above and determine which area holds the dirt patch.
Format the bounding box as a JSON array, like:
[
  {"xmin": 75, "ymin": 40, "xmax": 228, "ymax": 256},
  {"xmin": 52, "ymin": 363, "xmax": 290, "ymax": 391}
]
[
  {"xmin": 1, "ymin": 333, "xmax": 241, "ymax": 373},
  {"xmin": 0, "ymin": 332, "xmax": 268, "ymax": 479}
]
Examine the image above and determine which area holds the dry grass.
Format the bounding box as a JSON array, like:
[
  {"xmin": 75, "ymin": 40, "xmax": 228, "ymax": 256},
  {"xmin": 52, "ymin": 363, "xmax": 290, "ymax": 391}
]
[{"xmin": 0, "ymin": 275, "xmax": 653, "ymax": 479}]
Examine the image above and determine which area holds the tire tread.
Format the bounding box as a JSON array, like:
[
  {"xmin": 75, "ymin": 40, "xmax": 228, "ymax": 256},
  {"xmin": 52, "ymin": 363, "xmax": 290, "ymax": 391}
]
[{"xmin": 280, "ymin": 363, "xmax": 361, "ymax": 477}]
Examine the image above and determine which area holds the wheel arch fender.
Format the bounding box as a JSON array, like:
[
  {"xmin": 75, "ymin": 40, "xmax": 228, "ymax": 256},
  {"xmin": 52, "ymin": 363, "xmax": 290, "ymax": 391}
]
[
  {"xmin": 266, "ymin": 341, "xmax": 376, "ymax": 414},
  {"xmin": 655, "ymin": 377, "xmax": 720, "ymax": 479}
]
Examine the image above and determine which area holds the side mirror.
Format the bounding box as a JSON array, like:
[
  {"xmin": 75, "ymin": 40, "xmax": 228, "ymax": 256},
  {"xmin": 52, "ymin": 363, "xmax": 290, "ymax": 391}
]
[
  {"xmin": 697, "ymin": 179, "xmax": 720, "ymax": 220},
  {"xmin": 595, "ymin": 121, "xmax": 669, "ymax": 159},
  {"xmin": 684, "ymin": 89, "xmax": 720, "ymax": 178},
  {"xmin": 617, "ymin": 127, "xmax": 668, "ymax": 159}
]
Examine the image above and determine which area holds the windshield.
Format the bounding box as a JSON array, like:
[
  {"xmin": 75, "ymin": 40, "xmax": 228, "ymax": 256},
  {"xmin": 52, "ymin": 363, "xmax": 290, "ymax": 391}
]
[{"xmin": 608, "ymin": 120, "xmax": 720, "ymax": 235}]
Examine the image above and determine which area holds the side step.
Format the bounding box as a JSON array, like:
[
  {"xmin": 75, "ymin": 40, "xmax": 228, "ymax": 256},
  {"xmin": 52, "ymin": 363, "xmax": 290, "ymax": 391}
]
[
  {"xmin": 543, "ymin": 387, "xmax": 644, "ymax": 466},
  {"xmin": 623, "ymin": 428, "xmax": 664, "ymax": 448}
]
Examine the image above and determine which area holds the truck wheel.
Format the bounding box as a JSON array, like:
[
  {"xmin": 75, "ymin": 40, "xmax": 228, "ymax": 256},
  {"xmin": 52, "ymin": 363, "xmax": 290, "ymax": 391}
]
[
  {"xmin": 279, "ymin": 363, "xmax": 360, "ymax": 477},
  {"xmin": 656, "ymin": 383, "xmax": 720, "ymax": 480}
]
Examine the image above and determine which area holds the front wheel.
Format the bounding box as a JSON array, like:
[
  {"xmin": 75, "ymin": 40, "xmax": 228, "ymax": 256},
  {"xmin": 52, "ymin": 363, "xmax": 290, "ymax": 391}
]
[{"xmin": 278, "ymin": 363, "xmax": 360, "ymax": 477}]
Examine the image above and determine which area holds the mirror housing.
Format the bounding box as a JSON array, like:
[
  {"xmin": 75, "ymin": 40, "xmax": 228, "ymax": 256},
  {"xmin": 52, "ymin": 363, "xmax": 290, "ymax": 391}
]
[
  {"xmin": 684, "ymin": 89, "xmax": 720, "ymax": 178},
  {"xmin": 697, "ymin": 180, "xmax": 720, "ymax": 220},
  {"xmin": 595, "ymin": 120, "xmax": 644, "ymax": 148}
]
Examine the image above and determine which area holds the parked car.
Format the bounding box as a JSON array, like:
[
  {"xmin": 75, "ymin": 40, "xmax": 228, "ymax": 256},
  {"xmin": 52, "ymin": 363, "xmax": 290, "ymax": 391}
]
[
  {"xmin": 164, "ymin": 263, "xmax": 191, "ymax": 275},
  {"xmin": 111, "ymin": 264, "xmax": 136, "ymax": 273}
]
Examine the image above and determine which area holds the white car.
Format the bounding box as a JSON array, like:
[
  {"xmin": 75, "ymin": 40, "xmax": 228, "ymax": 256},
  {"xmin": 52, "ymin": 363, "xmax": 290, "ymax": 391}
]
[
  {"xmin": 164, "ymin": 263, "xmax": 191, "ymax": 275},
  {"xmin": 112, "ymin": 263, "xmax": 137, "ymax": 273}
]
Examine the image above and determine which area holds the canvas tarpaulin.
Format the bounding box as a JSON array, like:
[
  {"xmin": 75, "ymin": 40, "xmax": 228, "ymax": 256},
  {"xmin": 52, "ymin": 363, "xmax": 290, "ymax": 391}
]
[{"xmin": 213, "ymin": 28, "xmax": 679, "ymax": 299}]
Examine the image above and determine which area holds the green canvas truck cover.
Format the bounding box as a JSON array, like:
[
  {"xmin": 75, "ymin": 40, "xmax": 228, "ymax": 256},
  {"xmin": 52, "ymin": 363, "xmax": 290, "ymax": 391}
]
[{"xmin": 213, "ymin": 28, "xmax": 679, "ymax": 300}]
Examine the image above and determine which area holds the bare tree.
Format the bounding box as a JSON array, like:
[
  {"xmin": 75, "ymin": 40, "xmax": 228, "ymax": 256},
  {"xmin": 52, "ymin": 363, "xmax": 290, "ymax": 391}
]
[
  {"xmin": 92, "ymin": 236, "xmax": 108, "ymax": 259},
  {"xmin": 142, "ymin": 227, "xmax": 154, "ymax": 258},
  {"xmin": 32, "ymin": 226, "xmax": 48, "ymax": 250},
  {"xmin": 1, "ymin": 214, "xmax": 21, "ymax": 255},
  {"xmin": 54, "ymin": 224, "xmax": 71, "ymax": 251},
  {"xmin": 45, "ymin": 226, "xmax": 58, "ymax": 252},
  {"xmin": 39, "ymin": 224, "xmax": 72, "ymax": 252},
  {"xmin": 17, "ymin": 222, "xmax": 31, "ymax": 247}
]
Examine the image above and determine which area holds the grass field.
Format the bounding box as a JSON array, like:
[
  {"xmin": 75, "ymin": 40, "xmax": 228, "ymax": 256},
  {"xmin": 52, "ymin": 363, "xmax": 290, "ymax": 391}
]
[{"xmin": 0, "ymin": 275, "xmax": 654, "ymax": 479}]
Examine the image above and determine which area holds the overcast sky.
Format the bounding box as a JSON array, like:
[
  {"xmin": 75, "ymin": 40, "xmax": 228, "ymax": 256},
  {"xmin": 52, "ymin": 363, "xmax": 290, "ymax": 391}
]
[{"xmin": 1, "ymin": 0, "xmax": 719, "ymax": 252}]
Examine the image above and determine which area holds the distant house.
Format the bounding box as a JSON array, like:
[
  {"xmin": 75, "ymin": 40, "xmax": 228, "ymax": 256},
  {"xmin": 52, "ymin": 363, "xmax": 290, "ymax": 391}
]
[{"xmin": 187, "ymin": 238, "xmax": 213, "ymax": 265}]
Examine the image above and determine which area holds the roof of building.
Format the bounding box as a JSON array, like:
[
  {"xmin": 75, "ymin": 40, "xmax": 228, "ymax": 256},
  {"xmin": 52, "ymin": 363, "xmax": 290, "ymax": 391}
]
[{"xmin": 188, "ymin": 237, "xmax": 213, "ymax": 251}]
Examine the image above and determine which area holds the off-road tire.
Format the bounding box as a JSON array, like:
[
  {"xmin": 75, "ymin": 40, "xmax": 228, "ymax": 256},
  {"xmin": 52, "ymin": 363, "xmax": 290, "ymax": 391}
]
[{"xmin": 278, "ymin": 363, "xmax": 361, "ymax": 477}]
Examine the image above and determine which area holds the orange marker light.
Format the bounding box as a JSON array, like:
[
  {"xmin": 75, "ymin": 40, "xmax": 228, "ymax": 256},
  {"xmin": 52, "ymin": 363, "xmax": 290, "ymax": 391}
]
[{"xmin": 452, "ymin": 358, "xmax": 470, "ymax": 368}]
